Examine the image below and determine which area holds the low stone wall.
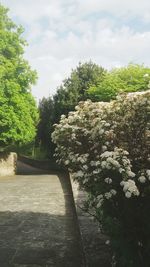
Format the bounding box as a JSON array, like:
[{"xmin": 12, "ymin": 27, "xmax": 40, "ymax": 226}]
[
  {"xmin": 0, "ymin": 152, "xmax": 17, "ymax": 176},
  {"xmin": 70, "ymin": 177, "xmax": 111, "ymax": 267}
]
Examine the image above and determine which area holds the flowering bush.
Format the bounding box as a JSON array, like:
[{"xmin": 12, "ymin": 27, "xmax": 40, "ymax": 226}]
[{"xmin": 52, "ymin": 91, "xmax": 150, "ymax": 267}]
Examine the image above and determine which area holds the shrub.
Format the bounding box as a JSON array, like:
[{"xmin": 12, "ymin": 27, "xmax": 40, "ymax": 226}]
[{"xmin": 52, "ymin": 91, "xmax": 150, "ymax": 267}]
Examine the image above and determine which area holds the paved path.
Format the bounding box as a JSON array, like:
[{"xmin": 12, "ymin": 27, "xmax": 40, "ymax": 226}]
[{"xmin": 0, "ymin": 162, "xmax": 85, "ymax": 267}]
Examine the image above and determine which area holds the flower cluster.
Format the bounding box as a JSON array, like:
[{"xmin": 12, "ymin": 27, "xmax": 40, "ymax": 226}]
[
  {"xmin": 120, "ymin": 180, "xmax": 139, "ymax": 198},
  {"xmin": 52, "ymin": 91, "xmax": 150, "ymax": 266},
  {"xmin": 52, "ymin": 92, "xmax": 149, "ymax": 200}
]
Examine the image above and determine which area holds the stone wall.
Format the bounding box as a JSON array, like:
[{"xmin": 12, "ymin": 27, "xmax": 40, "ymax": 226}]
[
  {"xmin": 0, "ymin": 152, "xmax": 17, "ymax": 176},
  {"xmin": 70, "ymin": 177, "xmax": 111, "ymax": 267}
]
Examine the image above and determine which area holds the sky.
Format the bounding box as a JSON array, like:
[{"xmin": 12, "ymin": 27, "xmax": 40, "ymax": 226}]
[{"xmin": 1, "ymin": 0, "xmax": 150, "ymax": 101}]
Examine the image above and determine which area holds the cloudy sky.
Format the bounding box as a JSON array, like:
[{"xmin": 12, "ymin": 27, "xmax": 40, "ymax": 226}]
[{"xmin": 1, "ymin": 0, "xmax": 150, "ymax": 101}]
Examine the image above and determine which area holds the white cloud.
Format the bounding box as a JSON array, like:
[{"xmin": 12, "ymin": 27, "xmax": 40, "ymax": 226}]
[
  {"xmin": 2, "ymin": 0, "xmax": 63, "ymax": 22},
  {"xmin": 3, "ymin": 0, "xmax": 150, "ymax": 22},
  {"xmin": 1, "ymin": 0, "xmax": 150, "ymax": 100},
  {"xmin": 76, "ymin": 0, "xmax": 150, "ymax": 19}
]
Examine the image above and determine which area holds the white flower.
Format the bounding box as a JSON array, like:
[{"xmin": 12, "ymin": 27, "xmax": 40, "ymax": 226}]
[
  {"xmin": 106, "ymin": 163, "xmax": 111, "ymax": 170},
  {"xmin": 146, "ymin": 169, "xmax": 150, "ymax": 180},
  {"xmin": 112, "ymin": 160, "xmax": 120, "ymax": 168},
  {"xmin": 138, "ymin": 175, "xmax": 146, "ymax": 183},
  {"xmin": 123, "ymin": 150, "xmax": 129, "ymax": 156},
  {"xmin": 138, "ymin": 241, "xmax": 143, "ymax": 247},
  {"xmin": 104, "ymin": 178, "xmax": 112, "ymax": 184},
  {"xmin": 61, "ymin": 114, "xmax": 66, "ymax": 119},
  {"xmin": 122, "ymin": 180, "xmax": 140, "ymax": 197},
  {"xmin": 146, "ymin": 169, "xmax": 150, "ymax": 175},
  {"xmin": 134, "ymin": 190, "xmax": 140, "ymax": 196},
  {"xmin": 125, "ymin": 191, "xmax": 132, "ymax": 198},
  {"xmin": 102, "ymin": 145, "xmax": 107, "ymax": 152},
  {"xmin": 76, "ymin": 170, "xmax": 84, "ymax": 177},
  {"xmin": 90, "ymin": 161, "xmax": 96, "ymax": 166},
  {"xmin": 95, "ymin": 161, "xmax": 101, "ymax": 166},
  {"xmin": 105, "ymin": 240, "xmax": 110, "ymax": 245},
  {"xmin": 93, "ymin": 169, "xmax": 100, "ymax": 174},
  {"xmin": 105, "ymin": 192, "xmax": 112, "ymax": 199},
  {"xmin": 65, "ymin": 160, "xmax": 69, "ymax": 165},
  {"xmin": 123, "ymin": 183, "xmax": 130, "ymax": 192},
  {"xmin": 106, "ymin": 157, "xmax": 114, "ymax": 164},
  {"xmin": 83, "ymin": 165, "xmax": 88, "ymax": 170},
  {"xmin": 78, "ymin": 157, "xmax": 86, "ymax": 163},
  {"xmin": 101, "ymin": 161, "xmax": 107, "ymax": 168},
  {"xmin": 127, "ymin": 171, "xmax": 136, "ymax": 178},
  {"xmin": 101, "ymin": 151, "xmax": 113, "ymax": 158},
  {"xmin": 120, "ymin": 181, "xmax": 125, "ymax": 187},
  {"xmin": 119, "ymin": 168, "xmax": 125, "ymax": 173},
  {"xmin": 105, "ymin": 141, "xmax": 109, "ymax": 146},
  {"xmin": 97, "ymin": 201, "xmax": 102, "ymax": 208},
  {"xmin": 99, "ymin": 129, "xmax": 104, "ymax": 135},
  {"xmin": 76, "ymin": 141, "xmax": 82, "ymax": 146},
  {"xmin": 97, "ymin": 194, "xmax": 103, "ymax": 201},
  {"xmin": 110, "ymin": 189, "xmax": 117, "ymax": 196},
  {"xmin": 105, "ymin": 122, "xmax": 110, "ymax": 127},
  {"xmin": 72, "ymin": 133, "xmax": 76, "ymax": 139}
]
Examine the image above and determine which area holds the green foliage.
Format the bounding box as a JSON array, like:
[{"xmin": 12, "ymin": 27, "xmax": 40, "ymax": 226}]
[
  {"xmin": 52, "ymin": 91, "xmax": 150, "ymax": 266},
  {"xmin": 53, "ymin": 61, "xmax": 106, "ymax": 120},
  {"xmin": 36, "ymin": 97, "xmax": 55, "ymax": 157},
  {"xmin": 36, "ymin": 61, "xmax": 105, "ymax": 155},
  {"xmin": 88, "ymin": 64, "xmax": 150, "ymax": 101},
  {"xmin": 39, "ymin": 62, "xmax": 150, "ymax": 156},
  {"xmin": 0, "ymin": 4, "xmax": 38, "ymax": 150}
]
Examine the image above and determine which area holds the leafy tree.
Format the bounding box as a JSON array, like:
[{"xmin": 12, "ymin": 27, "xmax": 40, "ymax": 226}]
[
  {"xmin": 53, "ymin": 61, "xmax": 106, "ymax": 121},
  {"xmin": 36, "ymin": 62, "xmax": 106, "ymax": 155},
  {"xmin": 0, "ymin": 4, "xmax": 38, "ymax": 150},
  {"xmin": 88, "ymin": 64, "xmax": 150, "ymax": 101},
  {"xmin": 36, "ymin": 97, "xmax": 55, "ymax": 155}
]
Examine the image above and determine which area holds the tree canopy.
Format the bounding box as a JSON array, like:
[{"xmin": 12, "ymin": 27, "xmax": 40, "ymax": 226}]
[
  {"xmin": 88, "ymin": 63, "xmax": 150, "ymax": 101},
  {"xmin": 36, "ymin": 62, "xmax": 106, "ymax": 154},
  {"xmin": 36, "ymin": 97, "xmax": 54, "ymax": 150},
  {"xmin": 53, "ymin": 61, "xmax": 106, "ymax": 121},
  {"xmin": 0, "ymin": 4, "xmax": 38, "ymax": 149}
]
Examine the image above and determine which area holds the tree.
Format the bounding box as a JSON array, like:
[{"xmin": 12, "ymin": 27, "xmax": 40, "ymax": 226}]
[
  {"xmin": 53, "ymin": 61, "xmax": 106, "ymax": 121},
  {"xmin": 0, "ymin": 4, "xmax": 38, "ymax": 150},
  {"xmin": 88, "ymin": 63, "xmax": 150, "ymax": 101},
  {"xmin": 36, "ymin": 62, "xmax": 106, "ymax": 155},
  {"xmin": 36, "ymin": 97, "xmax": 55, "ymax": 155}
]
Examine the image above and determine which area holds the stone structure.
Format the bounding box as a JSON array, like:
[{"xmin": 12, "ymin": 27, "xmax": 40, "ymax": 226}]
[
  {"xmin": 0, "ymin": 152, "xmax": 17, "ymax": 176},
  {"xmin": 70, "ymin": 177, "xmax": 111, "ymax": 267}
]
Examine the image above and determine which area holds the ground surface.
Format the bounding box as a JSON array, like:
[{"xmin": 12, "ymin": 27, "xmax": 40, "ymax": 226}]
[
  {"xmin": 71, "ymin": 179, "xmax": 112, "ymax": 267},
  {"xmin": 0, "ymin": 162, "xmax": 85, "ymax": 267}
]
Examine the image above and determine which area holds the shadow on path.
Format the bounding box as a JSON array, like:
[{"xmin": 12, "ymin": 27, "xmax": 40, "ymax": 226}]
[
  {"xmin": 0, "ymin": 161, "xmax": 85, "ymax": 267},
  {"xmin": 0, "ymin": 211, "xmax": 83, "ymax": 267},
  {"xmin": 16, "ymin": 160, "xmax": 51, "ymax": 175}
]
